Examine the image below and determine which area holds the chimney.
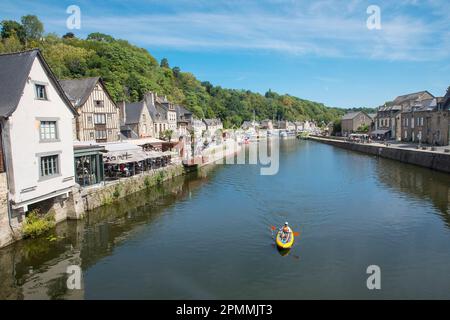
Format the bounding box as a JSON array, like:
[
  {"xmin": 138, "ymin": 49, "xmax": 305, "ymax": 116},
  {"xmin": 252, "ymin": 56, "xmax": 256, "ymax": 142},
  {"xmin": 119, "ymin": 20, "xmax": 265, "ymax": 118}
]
[{"xmin": 118, "ymin": 101, "xmax": 126, "ymax": 124}]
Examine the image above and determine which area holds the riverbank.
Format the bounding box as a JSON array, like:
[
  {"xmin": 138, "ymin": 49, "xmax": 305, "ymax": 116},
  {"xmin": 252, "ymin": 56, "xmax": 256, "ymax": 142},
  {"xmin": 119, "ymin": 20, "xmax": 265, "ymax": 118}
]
[
  {"xmin": 0, "ymin": 139, "xmax": 242, "ymax": 249},
  {"xmin": 309, "ymin": 136, "xmax": 450, "ymax": 173}
]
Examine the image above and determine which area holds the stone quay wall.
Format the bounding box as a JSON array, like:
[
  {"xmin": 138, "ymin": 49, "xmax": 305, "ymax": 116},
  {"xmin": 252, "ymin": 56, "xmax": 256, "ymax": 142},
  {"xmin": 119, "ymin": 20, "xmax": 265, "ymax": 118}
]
[{"xmin": 310, "ymin": 136, "xmax": 450, "ymax": 174}]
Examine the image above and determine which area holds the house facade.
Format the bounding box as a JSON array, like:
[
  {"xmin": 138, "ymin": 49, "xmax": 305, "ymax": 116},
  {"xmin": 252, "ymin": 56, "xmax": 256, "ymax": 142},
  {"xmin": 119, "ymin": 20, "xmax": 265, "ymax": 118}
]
[
  {"xmin": 59, "ymin": 77, "xmax": 120, "ymax": 143},
  {"xmin": 341, "ymin": 112, "xmax": 372, "ymax": 136},
  {"xmin": 203, "ymin": 119, "xmax": 223, "ymax": 136},
  {"xmin": 375, "ymin": 91, "xmax": 434, "ymax": 140},
  {"xmin": 260, "ymin": 120, "xmax": 273, "ymax": 130},
  {"xmin": 401, "ymin": 95, "xmax": 449, "ymax": 146},
  {"xmin": 143, "ymin": 92, "xmax": 169, "ymax": 139},
  {"xmin": 119, "ymin": 101, "xmax": 154, "ymax": 139},
  {"xmin": 176, "ymin": 105, "xmax": 193, "ymax": 137},
  {"xmin": 0, "ymin": 49, "xmax": 77, "ymax": 214},
  {"xmin": 156, "ymin": 95, "xmax": 177, "ymax": 132}
]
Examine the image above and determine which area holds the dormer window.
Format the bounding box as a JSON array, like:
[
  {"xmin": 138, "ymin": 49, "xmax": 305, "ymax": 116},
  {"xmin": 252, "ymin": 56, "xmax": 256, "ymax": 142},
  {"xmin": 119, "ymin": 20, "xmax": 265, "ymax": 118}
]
[{"xmin": 35, "ymin": 84, "xmax": 47, "ymax": 100}]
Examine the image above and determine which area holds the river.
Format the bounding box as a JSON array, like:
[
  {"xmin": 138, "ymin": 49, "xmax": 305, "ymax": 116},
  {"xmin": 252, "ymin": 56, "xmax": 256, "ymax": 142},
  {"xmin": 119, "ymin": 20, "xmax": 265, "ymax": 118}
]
[{"xmin": 1, "ymin": 139, "xmax": 450, "ymax": 299}]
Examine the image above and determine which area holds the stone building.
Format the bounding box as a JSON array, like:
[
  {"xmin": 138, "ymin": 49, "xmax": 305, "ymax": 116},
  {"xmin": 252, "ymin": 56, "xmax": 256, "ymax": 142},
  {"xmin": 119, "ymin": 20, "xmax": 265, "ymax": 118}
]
[
  {"xmin": 341, "ymin": 111, "xmax": 372, "ymax": 136},
  {"xmin": 119, "ymin": 100, "xmax": 154, "ymax": 139},
  {"xmin": 401, "ymin": 92, "xmax": 449, "ymax": 146},
  {"xmin": 375, "ymin": 91, "xmax": 434, "ymax": 140}
]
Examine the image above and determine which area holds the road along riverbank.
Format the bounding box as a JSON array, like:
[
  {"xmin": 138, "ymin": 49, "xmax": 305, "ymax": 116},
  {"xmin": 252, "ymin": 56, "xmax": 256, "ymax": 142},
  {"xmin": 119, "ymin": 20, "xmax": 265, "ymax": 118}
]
[{"xmin": 309, "ymin": 136, "xmax": 450, "ymax": 174}]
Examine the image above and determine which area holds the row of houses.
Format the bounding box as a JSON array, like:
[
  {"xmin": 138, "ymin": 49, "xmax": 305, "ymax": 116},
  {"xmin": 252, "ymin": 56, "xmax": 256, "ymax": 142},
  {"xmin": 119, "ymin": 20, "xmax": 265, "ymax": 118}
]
[
  {"xmin": 0, "ymin": 49, "xmax": 222, "ymax": 218},
  {"xmin": 341, "ymin": 89, "xmax": 450, "ymax": 146},
  {"xmin": 59, "ymin": 77, "xmax": 222, "ymax": 143},
  {"xmin": 241, "ymin": 119, "xmax": 319, "ymax": 132}
]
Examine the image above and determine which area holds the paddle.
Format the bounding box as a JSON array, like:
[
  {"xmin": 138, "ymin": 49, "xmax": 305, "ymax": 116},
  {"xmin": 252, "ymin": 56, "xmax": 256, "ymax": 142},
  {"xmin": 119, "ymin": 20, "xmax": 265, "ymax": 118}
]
[{"xmin": 271, "ymin": 226, "xmax": 300, "ymax": 237}]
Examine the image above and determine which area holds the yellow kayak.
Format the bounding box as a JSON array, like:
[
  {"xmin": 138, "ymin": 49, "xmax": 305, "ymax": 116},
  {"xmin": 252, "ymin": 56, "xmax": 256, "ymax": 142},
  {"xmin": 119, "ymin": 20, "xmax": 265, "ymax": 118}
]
[{"xmin": 276, "ymin": 229, "xmax": 295, "ymax": 249}]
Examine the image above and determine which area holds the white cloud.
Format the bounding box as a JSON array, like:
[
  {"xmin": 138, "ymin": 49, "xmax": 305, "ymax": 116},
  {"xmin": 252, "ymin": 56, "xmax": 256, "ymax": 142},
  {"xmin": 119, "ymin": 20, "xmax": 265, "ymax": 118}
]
[{"xmin": 2, "ymin": 0, "xmax": 449, "ymax": 61}]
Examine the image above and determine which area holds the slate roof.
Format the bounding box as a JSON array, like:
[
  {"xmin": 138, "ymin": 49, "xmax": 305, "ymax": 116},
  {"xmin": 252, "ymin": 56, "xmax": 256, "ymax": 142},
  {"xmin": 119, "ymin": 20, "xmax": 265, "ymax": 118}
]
[
  {"xmin": 203, "ymin": 119, "xmax": 222, "ymax": 126},
  {"xmin": 175, "ymin": 105, "xmax": 192, "ymax": 121},
  {"xmin": 123, "ymin": 101, "xmax": 145, "ymax": 125},
  {"xmin": 442, "ymin": 87, "xmax": 450, "ymax": 109},
  {"xmin": 393, "ymin": 91, "xmax": 434, "ymax": 105},
  {"xmin": 341, "ymin": 112, "xmax": 361, "ymax": 120},
  {"xmin": 143, "ymin": 92, "xmax": 168, "ymax": 123},
  {"xmin": 0, "ymin": 49, "xmax": 75, "ymax": 117}
]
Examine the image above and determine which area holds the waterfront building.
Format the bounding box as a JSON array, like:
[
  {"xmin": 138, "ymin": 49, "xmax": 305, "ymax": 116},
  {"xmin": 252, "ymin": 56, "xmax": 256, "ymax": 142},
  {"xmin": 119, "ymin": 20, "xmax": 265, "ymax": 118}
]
[
  {"xmin": 242, "ymin": 120, "xmax": 260, "ymax": 131},
  {"xmin": 0, "ymin": 49, "xmax": 77, "ymax": 214},
  {"xmin": 341, "ymin": 111, "xmax": 372, "ymax": 136},
  {"xmin": 118, "ymin": 100, "xmax": 154, "ymax": 139},
  {"xmin": 175, "ymin": 105, "xmax": 193, "ymax": 137},
  {"xmin": 400, "ymin": 90, "xmax": 449, "ymax": 146},
  {"xmin": 294, "ymin": 121, "xmax": 305, "ymax": 132},
  {"xmin": 155, "ymin": 94, "xmax": 178, "ymax": 132},
  {"xmin": 59, "ymin": 77, "xmax": 121, "ymax": 143},
  {"xmin": 260, "ymin": 120, "xmax": 274, "ymax": 130},
  {"xmin": 189, "ymin": 118, "xmax": 207, "ymax": 136},
  {"xmin": 376, "ymin": 91, "xmax": 434, "ymax": 140},
  {"xmin": 203, "ymin": 118, "xmax": 223, "ymax": 136},
  {"xmin": 143, "ymin": 92, "xmax": 170, "ymax": 139}
]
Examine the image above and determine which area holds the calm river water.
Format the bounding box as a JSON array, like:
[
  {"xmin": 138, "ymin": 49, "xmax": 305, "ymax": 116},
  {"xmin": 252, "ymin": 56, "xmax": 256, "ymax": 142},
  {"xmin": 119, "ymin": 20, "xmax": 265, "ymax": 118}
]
[{"xmin": 1, "ymin": 140, "xmax": 450, "ymax": 299}]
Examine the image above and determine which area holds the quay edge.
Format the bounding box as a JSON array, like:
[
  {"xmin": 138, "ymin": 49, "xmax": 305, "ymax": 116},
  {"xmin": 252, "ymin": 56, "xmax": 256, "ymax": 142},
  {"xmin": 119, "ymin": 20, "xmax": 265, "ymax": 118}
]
[{"xmin": 308, "ymin": 136, "xmax": 450, "ymax": 174}]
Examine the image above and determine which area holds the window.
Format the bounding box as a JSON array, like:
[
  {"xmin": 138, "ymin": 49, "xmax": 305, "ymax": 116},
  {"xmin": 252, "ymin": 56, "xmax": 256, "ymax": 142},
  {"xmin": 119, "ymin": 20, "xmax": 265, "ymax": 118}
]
[
  {"xmin": 40, "ymin": 121, "xmax": 58, "ymax": 141},
  {"xmin": 90, "ymin": 132, "xmax": 95, "ymax": 139},
  {"xmin": 94, "ymin": 114, "xmax": 106, "ymax": 124},
  {"xmin": 87, "ymin": 116, "xmax": 93, "ymax": 124},
  {"xmin": 404, "ymin": 131, "xmax": 407, "ymax": 139},
  {"xmin": 40, "ymin": 155, "xmax": 59, "ymax": 177},
  {"xmin": 95, "ymin": 130, "xmax": 107, "ymax": 140},
  {"xmin": 35, "ymin": 84, "xmax": 47, "ymax": 100},
  {"xmin": 95, "ymin": 100, "xmax": 104, "ymax": 108}
]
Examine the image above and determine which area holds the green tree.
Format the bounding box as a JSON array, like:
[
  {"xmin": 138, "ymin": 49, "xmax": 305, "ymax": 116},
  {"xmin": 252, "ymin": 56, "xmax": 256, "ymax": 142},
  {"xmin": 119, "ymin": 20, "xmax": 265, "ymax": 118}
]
[
  {"xmin": 172, "ymin": 66, "xmax": 181, "ymax": 78},
  {"xmin": 1, "ymin": 34, "xmax": 23, "ymax": 53},
  {"xmin": 1, "ymin": 20, "xmax": 25, "ymax": 42},
  {"xmin": 87, "ymin": 32, "xmax": 114, "ymax": 42},
  {"xmin": 162, "ymin": 129, "xmax": 174, "ymax": 142},
  {"xmin": 160, "ymin": 58, "xmax": 169, "ymax": 68},
  {"xmin": 21, "ymin": 15, "xmax": 44, "ymax": 42},
  {"xmin": 63, "ymin": 32, "xmax": 75, "ymax": 39}
]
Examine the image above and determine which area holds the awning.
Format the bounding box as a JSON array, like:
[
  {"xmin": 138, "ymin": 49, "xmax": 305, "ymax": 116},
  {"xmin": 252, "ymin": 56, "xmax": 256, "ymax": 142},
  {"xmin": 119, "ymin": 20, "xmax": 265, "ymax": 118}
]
[
  {"xmin": 103, "ymin": 150, "xmax": 148, "ymax": 164},
  {"xmin": 126, "ymin": 137, "xmax": 166, "ymax": 146},
  {"xmin": 370, "ymin": 129, "xmax": 390, "ymax": 135}
]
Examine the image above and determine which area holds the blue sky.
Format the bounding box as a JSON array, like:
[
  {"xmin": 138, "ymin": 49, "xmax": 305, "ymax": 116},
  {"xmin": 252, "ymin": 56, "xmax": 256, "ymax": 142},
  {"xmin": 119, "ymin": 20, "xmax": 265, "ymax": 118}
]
[{"xmin": 1, "ymin": 0, "xmax": 449, "ymax": 108}]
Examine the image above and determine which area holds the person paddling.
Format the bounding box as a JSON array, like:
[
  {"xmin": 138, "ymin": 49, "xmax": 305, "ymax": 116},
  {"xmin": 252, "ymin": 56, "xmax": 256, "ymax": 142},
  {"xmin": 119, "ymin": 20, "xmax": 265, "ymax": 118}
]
[{"xmin": 280, "ymin": 222, "xmax": 291, "ymax": 241}]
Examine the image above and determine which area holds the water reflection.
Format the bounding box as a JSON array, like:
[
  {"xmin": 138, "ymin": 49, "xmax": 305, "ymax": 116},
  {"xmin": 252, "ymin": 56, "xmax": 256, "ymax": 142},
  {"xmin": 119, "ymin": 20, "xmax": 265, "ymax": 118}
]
[
  {"xmin": 375, "ymin": 158, "xmax": 450, "ymax": 226},
  {"xmin": 0, "ymin": 167, "xmax": 216, "ymax": 300}
]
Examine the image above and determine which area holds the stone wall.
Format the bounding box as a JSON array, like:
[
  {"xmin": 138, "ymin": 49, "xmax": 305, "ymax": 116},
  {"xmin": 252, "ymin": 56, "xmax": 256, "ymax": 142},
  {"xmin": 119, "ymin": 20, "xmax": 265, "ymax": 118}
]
[
  {"xmin": 0, "ymin": 164, "xmax": 185, "ymax": 249},
  {"xmin": 0, "ymin": 172, "xmax": 13, "ymax": 248},
  {"xmin": 78, "ymin": 164, "xmax": 185, "ymax": 212},
  {"xmin": 310, "ymin": 136, "xmax": 450, "ymax": 173}
]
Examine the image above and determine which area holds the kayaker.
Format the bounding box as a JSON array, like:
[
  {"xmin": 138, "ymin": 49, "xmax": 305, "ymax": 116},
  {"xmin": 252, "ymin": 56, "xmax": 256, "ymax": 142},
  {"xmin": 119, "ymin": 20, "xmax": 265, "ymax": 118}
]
[{"xmin": 280, "ymin": 222, "xmax": 291, "ymax": 240}]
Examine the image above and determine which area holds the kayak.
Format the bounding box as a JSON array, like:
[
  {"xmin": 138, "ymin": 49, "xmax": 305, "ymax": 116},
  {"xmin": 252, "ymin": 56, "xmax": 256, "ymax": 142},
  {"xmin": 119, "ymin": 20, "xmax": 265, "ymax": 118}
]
[{"xmin": 276, "ymin": 229, "xmax": 294, "ymax": 249}]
